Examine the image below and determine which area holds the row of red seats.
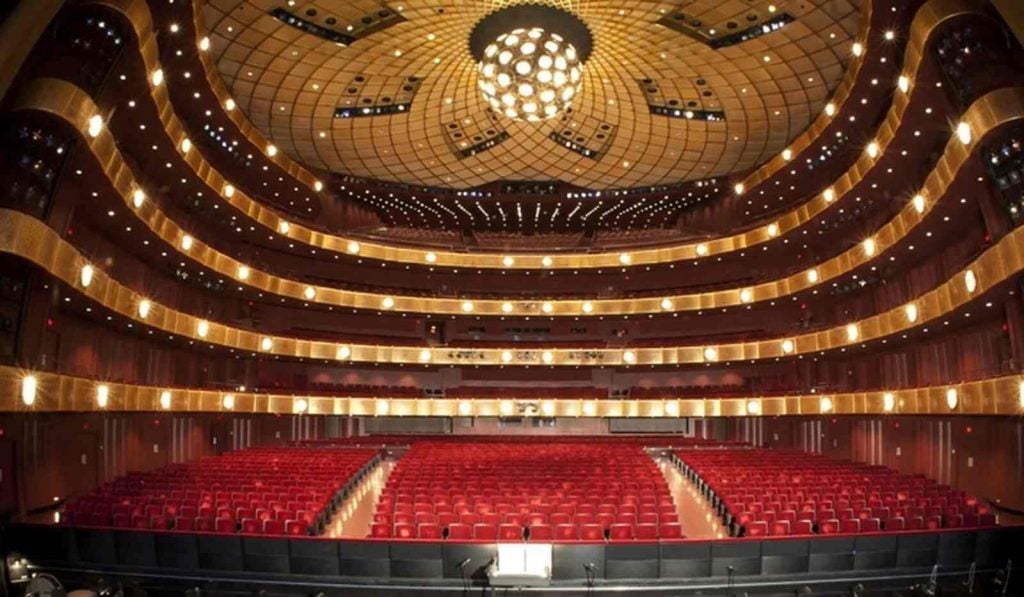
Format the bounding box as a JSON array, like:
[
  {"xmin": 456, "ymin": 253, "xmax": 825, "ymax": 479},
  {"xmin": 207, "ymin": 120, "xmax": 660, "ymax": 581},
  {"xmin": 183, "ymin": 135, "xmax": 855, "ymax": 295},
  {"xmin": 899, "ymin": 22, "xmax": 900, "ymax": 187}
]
[
  {"xmin": 676, "ymin": 449, "xmax": 997, "ymax": 537},
  {"xmin": 371, "ymin": 521, "xmax": 685, "ymax": 541},
  {"xmin": 62, "ymin": 447, "xmax": 378, "ymax": 535},
  {"xmin": 374, "ymin": 442, "xmax": 679, "ymax": 541}
]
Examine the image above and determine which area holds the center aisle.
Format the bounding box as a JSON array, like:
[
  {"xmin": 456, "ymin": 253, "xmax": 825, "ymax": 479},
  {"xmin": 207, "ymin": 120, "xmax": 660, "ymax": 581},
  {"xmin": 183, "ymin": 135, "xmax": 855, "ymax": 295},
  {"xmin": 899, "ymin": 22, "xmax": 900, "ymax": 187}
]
[
  {"xmin": 323, "ymin": 459, "xmax": 396, "ymax": 538},
  {"xmin": 657, "ymin": 457, "xmax": 725, "ymax": 540}
]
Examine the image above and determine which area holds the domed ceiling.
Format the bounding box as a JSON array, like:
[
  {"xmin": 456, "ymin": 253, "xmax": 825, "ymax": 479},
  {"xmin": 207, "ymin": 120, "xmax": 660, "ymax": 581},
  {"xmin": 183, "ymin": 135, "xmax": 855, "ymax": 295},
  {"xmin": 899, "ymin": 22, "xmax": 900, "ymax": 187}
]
[{"xmin": 202, "ymin": 0, "xmax": 863, "ymax": 190}]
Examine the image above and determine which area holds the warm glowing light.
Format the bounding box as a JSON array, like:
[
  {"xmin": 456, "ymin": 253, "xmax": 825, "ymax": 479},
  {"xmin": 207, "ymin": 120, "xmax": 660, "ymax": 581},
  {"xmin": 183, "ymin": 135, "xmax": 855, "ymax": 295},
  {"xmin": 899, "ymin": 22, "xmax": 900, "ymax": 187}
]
[
  {"xmin": 956, "ymin": 121, "xmax": 972, "ymax": 145},
  {"xmin": 863, "ymin": 238, "xmax": 876, "ymax": 256},
  {"xmin": 739, "ymin": 289, "xmax": 753, "ymax": 303},
  {"xmin": 767, "ymin": 223, "xmax": 779, "ymax": 237},
  {"xmin": 237, "ymin": 265, "xmax": 250, "ymax": 280},
  {"xmin": 376, "ymin": 400, "xmax": 390, "ymax": 415},
  {"xmin": 1019, "ymin": 381, "xmax": 1024, "ymax": 409},
  {"xmin": 696, "ymin": 243, "xmax": 709, "ymax": 256},
  {"xmin": 478, "ymin": 27, "xmax": 584, "ymax": 122},
  {"xmin": 224, "ymin": 98, "xmax": 236, "ymax": 111},
  {"xmin": 382, "ymin": 296, "xmax": 395, "ymax": 309},
  {"xmin": 623, "ymin": 350, "xmax": 636, "ymax": 364},
  {"xmin": 501, "ymin": 350, "xmax": 513, "ymax": 363},
  {"xmin": 964, "ymin": 269, "xmax": 977, "ymax": 293},
  {"xmin": 820, "ymin": 396, "xmax": 833, "ymax": 413},
  {"xmin": 181, "ymin": 235, "xmax": 193, "ymax": 251},
  {"xmin": 462, "ymin": 301, "xmax": 474, "ymax": 312},
  {"xmin": 806, "ymin": 268, "xmax": 819, "ymax": 283},
  {"xmin": 160, "ymin": 390, "xmax": 171, "ymax": 410},
  {"xmin": 458, "ymin": 401, "xmax": 473, "ymax": 416},
  {"xmin": 137, "ymin": 299, "xmax": 151, "ymax": 319},
  {"xmin": 703, "ymin": 347, "xmax": 718, "ymax": 362},
  {"xmin": 823, "ymin": 188, "xmax": 836, "ymax": 203},
  {"xmin": 583, "ymin": 401, "xmax": 596, "ymax": 416},
  {"xmin": 425, "ymin": 252, "xmax": 437, "ymax": 263},
  {"xmin": 734, "ymin": 183, "xmax": 745, "ymax": 195},
  {"xmin": 665, "ymin": 401, "xmax": 679, "ymax": 416},
  {"xmin": 222, "ymin": 394, "xmax": 235, "ymax": 409},
  {"xmin": 87, "ymin": 114, "xmax": 103, "ymax": 138},
  {"xmin": 314, "ymin": 180, "xmax": 324, "ymax": 192},
  {"xmin": 80, "ymin": 264, "xmax": 94, "ymax": 288},
  {"xmin": 266, "ymin": 144, "xmax": 278, "ymax": 157},
  {"xmin": 541, "ymin": 351, "xmax": 554, "ymax": 364},
  {"xmin": 824, "ymin": 102, "xmax": 836, "ymax": 116},
  {"xmin": 502, "ymin": 302, "xmax": 514, "ymax": 313},
  {"xmin": 132, "ymin": 189, "xmax": 146, "ymax": 208},
  {"xmin": 897, "ymin": 75, "xmax": 910, "ymax": 93},
  {"xmin": 582, "ymin": 301, "xmax": 593, "ymax": 313},
  {"xmin": 618, "ymin": 253, "xmax": 632, "ymax": 265},
  {"xmin": 851, "ymin": 42, "xmax": 863, "ymax": 57},
  {"xmin": 199, "ymin": 36, "xmax": 211, "ymax": 51},
  {"xmin": 746, "ymin": 400, "xmax": 760, "ymax": 415},
  {"xmin": 196, "ymin": 320, "xmax": 209, "ymax": 337},
  {"xmin": 883, "ymin": 392, "xmax": 895, "ymax": 412},
  {"xmin": 295, "ymin": 398, "xmax": 308, "ymax": 413},
  {"xmin": 781, "ymin": 339, "xmax": 795, "ymax": 354},
  {"xmin": 500, "ymin": 400, "xmax": 514, "ymax": 416},
  {"xmin": 502, "ymin": 256, "xmax": 515, "ymax": 267},
  {"xmin": 866, "ymin": 141, "xmax": 880, "ymax": 158},
  {"xmin": 419, "ymin": 349, "xmax": 432, "ymax": 362},
  {"xmin": 151, "ymin": 69, "xmax": 164, "ymax": 86},
  {"xmin": 912, "ymin": 194, "xmax": 926, "ymax": 213},
  {"xmin": 542, "ymin": 302, "xmax": 553, "ymax": 313},
  {"xmin": 946, "ymin": 388, "xmax": 958, "ymax": 410},
  {"xmin": 303, "ymin": 286, "xmax": 316, "ymax": 300},
  {"xmin": 21, "ymin": 375, "xmax": 37, "ymax": 406},
  {"xmin": 180, "ymin": 137, "xmax": 192, "ymax": 153},
  {"xmin": 846, "ymin": 324, "xmax": 859, "ymax": 342},
  {"xmin": 223, "ymin": 184, "xmax": 235, "ymax": 198},
  {"xmin": 542, "ymin": 256, "xmax": 553, "ymax": 267},
  {"xmin": 542, "ymin": 401, "xmax": 555, "ymax": 416},
  {"xmin": 336, "ymin": 345, "xmax": 351, "ymax": 360},
  {"xmin": 782, "ymin": 149, "xmax": 792, "ymax": 161},
  {"xmin": 260, "ymin": 337, "xmax": 273, "ymax": 351},
  {"xmin": 661, "ymin": 298, "xmax": 673, "ymax": 311},
  {"xmin": 96, "ymin": 384, "xmax": 110, "ymax": 408},
  {"xmin": 278, "ymin": 220, "xmax": 290, "ymax": 234},
  {"xmin": 905, "ymin": 303, "xmax": 918, "ymax": 322}
]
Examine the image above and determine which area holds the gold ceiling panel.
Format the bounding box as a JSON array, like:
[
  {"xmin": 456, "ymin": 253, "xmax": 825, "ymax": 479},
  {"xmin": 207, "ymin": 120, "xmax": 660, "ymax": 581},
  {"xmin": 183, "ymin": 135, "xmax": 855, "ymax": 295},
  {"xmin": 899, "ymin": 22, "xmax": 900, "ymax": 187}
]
[
  {"xmin": 15, "ymin": 77, "xmax": 1018, "ymax": 315},
  {"xmin": 200, "ymin": 0, "xmax": 862, "ymax": 188},
  {"xmin": 80, "ymin": 0, "xmax": 976, "ymax": 269},
  {"xmin": 4, "ymin": 364, "xmax": 1024, "ymax": 416}
]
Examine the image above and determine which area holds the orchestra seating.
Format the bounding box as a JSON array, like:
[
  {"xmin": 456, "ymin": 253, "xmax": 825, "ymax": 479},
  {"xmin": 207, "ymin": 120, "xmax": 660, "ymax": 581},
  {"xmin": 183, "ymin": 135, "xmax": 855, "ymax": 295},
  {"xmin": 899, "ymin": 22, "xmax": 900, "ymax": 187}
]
[
  {"xmin": 371, "ymin": 441, "xmax": 682, "ymax": 541},
  {"xmin": 677, "ymin": 449, "xmax": 996, "ymax": 538},
  {"xmin": 60, "ymin": 447, "xmax": 378, "ymax": 536}
]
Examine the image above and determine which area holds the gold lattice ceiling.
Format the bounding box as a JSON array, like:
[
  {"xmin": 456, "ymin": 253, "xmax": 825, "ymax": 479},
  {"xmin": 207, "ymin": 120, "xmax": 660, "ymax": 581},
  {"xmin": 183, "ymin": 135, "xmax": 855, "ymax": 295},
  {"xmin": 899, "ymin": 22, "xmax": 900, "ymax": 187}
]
[{"xmin": 202, "ymin": 0, "xmax": 862, "ymax": 189}]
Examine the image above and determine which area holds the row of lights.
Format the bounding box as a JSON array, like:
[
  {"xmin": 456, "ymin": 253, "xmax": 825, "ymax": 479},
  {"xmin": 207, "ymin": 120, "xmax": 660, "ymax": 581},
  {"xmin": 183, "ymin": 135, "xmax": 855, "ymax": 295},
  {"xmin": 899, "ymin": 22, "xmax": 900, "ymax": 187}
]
[
  {"xmin": 72, "ymin": 250, "xmax": 982, "ymax": 363},
  {"xmin": 17, "ymin": 374, "xmax": 1018, "ymax": 414}
]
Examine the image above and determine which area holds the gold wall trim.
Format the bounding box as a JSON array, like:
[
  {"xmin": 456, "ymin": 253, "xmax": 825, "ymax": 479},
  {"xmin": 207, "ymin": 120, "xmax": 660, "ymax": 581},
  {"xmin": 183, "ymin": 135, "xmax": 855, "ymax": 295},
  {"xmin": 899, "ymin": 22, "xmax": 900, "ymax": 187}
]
[
  {"xmin": 0, "ymin": 0, "xmax": 65, "ymax": 103},
  {"xmin": 79, "ymin": 0, "xmax": 974, "ymax": 269},
  {"xmin": 4, "ymin": 364, "xmax": 1023, "ymax": 417},
  {"xmin": 11, "ymin": 77, "xmax": 1017, "ymax": 317},
  {"xmin": 4, "ymin": 124, "xmax": 1024, "ymax": 369}
]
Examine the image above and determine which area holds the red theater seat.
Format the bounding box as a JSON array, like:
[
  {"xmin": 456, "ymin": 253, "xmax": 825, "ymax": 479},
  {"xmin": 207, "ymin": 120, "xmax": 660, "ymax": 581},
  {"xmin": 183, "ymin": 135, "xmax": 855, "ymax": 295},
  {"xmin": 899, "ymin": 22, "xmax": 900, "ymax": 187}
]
[
  {"xmin": 861, "ymin": 518, "xmax": 881, "ymax": 532},
  {"xmin": 609, "ymin": 524, "xmax": 634, "ymax": 541},
  {"xmin": 418, "ymin": 523, "xmax": 442, "ymax": 539},
  {"xmin": 216, "ymin": 518, "xmax": 236, "ymax": 533},
  {"xmin": 819, "ymin": 519, "xmax": 840, "ymax": 534},
  {"xmin": 635, "ymin": 524, "xmax": 658, "ymax": 540},
  {"xmin": 175, "ymin": 516, "xmax": 195, "ymax": 531},
  {"xmin": 770, "ymin": 521, "xmax": 791, "ymax": 536},
  {"xmin": 394, "ymin": 523, "xmax": 416, "ymax": 539},
  {"xmin": 746, "ymin": 521, "xmax": 768, "ymax": 537},
  {"xmin": 241, "ymin": 518, "xmax": 260, "ymax": 534},
  {"xmin": 262, "ymin": 519, "xmax": 284, "ymax": 535},
  {"xmin": 529, "ymin": 524, "xmax": 554, "ymax": 541},
  {"xmin": 447, "ymin": 523, "xmax": 472, "ymax": 540},
  {"xmin": 555, "ymin": 524, "xmax": 579, "ymax": 540},
  {"xmin": 473, "ymin": 524, "xmax": 498, "ymax": 540},
  {"xmin": 580, "ymin": 524, "xmax": 605, "ymax": 541},
  {"xmin": 499, "ymin": 524, "xmax": 524, "ymax": 541},
  {"xmin": 883, "ymin": 517, "xmax": 905, "ymax": 531},
  {"xmin": 286, "ymin": 520, "xmax": 307, "ymax": 536},
  {"xmin": 792, "ymin": 520, "xmax": 814, "ymax": 535},
  {"xmin": 659, "ymin": 523, "xmax": 683, "ymax": 539}
]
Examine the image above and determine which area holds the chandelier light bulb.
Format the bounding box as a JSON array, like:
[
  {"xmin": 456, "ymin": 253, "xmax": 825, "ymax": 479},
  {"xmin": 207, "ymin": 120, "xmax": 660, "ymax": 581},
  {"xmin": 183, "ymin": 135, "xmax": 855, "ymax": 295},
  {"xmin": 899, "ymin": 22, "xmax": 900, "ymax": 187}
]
[{"xmin": 478, "ymin": 28, "xmax": 582, "ymax": 122}]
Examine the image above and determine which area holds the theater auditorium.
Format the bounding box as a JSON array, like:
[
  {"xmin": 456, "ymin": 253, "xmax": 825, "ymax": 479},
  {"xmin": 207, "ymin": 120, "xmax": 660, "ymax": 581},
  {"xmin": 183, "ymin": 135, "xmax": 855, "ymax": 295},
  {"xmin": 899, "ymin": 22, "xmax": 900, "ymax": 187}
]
[{"xmin": 0, "ymin": 0, "xmax": 1023, "ymax": 595}]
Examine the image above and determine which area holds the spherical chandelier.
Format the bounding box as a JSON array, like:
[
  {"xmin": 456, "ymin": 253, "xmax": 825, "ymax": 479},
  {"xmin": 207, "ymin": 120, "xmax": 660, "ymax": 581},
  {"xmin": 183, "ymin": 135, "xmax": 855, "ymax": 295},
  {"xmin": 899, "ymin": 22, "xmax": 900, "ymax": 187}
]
[{"xmin": 477, "ymin": 27, "xmax": 583, "ymax": 122}]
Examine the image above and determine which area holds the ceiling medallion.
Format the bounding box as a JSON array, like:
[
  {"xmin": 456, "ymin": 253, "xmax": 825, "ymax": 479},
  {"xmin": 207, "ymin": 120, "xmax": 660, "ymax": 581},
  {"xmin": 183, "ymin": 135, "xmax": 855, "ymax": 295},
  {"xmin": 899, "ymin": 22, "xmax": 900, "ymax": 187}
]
[{"xmin": 470, "ymin": 5, "xmax": 593, "ymax": 123}]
